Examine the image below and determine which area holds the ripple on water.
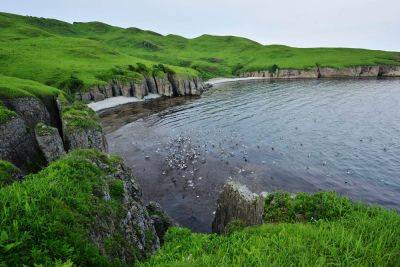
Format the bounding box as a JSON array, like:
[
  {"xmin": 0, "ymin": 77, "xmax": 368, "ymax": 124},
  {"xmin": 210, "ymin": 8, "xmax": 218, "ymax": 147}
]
[{"xmin": 104, "ymin": 79, "xmax": 400, "ymax": 232}]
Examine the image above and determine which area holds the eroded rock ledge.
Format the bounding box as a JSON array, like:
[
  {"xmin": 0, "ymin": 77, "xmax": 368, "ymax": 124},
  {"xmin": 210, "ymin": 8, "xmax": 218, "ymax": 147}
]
[
  {"xmin": 78, "ymin": 74, "xmax": 206, "ymax": 102},
  {"xmin": 240, "ymin": 65, "xmax": 400, "ymax": 79}
]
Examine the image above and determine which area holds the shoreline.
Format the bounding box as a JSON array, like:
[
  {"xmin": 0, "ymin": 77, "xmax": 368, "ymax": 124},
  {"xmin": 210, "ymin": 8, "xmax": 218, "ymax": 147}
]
[
  {"xmin": 88, "ymin": 94, "xmax": 161, "ymax": 112},
  {"xmin": 206, "ymin": 77, "xmax": 269, "ymax": 86}
]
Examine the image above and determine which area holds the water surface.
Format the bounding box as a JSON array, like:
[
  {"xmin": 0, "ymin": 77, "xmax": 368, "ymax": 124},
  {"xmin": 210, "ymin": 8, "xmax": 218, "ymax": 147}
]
[{"xmin": 103, "ymin": 79, "xmax": 400, "ymax": 232}]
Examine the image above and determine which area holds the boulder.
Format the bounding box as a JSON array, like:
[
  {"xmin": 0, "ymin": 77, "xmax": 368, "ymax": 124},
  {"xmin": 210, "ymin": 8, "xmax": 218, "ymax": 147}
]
[
  {"xmin": 212, "ymin": 181, "xmax": 265, "ymax": 234},
  {"xmin": 35, "ymin": 123, "xmax": 65, "ymax": 163}
]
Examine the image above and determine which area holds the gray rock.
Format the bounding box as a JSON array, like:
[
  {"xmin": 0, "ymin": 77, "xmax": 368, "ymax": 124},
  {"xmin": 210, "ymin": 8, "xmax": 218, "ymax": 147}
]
[
  {"xmin": 212, "ymin": 181, "xmax": 265, "ymax": 234},
  {"xmin": 3, "ymin": 97, "xmax": 50, "ymax": 128},
  {"xmin": 146, "ymin": 201, "xmax": 176, "ymax": 243},
  {"xmin": 35, "ymin": 123, "xmax": 65, "ymax": 163},
  {"xmin": 86, "ymin": 154, "xmax": 160, "ymax": 261},
  {"xmin": 380, "ymin": 65, "xmax": 400, "ymax": 77},
  {"xmin": 0, "ymin": 115, "xmax": 46, "ymax": 172},
  {"xmin": 64, "ymin": 126, "xmax": 108, "ymax": 152}
]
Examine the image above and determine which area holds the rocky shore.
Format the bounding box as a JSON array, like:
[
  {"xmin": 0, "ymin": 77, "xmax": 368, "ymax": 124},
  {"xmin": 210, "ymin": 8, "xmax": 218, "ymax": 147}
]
[
  {"xmin": 240, "ymin": 65, "xmax": 400, "ymax": 79},
  {"xmin": 78, "ymin": 74, "xmax": 207, "ymax": 103}
]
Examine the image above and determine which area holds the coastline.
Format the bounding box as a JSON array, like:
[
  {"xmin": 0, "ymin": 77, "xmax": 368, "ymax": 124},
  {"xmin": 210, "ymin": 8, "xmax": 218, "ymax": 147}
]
[
  {"xmin": 206, "ymin": 77, "xmax": 269, "ymax": 86},
  {"xmin": 88, "ymin": 94, "xmax": 161, "ymax": 112}
]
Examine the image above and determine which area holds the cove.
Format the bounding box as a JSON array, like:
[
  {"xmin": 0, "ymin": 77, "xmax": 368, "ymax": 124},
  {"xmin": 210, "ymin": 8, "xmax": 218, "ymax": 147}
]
[{"xmin": 101, "ymin": 79, "xmax": 400, "ymax": 232}]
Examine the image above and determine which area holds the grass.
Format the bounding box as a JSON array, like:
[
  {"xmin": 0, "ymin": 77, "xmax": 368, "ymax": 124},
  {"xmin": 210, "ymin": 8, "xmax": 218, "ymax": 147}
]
[
  {"xmin": 0, "ymin": 74, "xmax": 61, "ymax": 100},
  {"xmin": 0, "ymin": 11, "xmax": 399, "ymax": 88},
  {"xmin": 0, "ymin": 149, "xmax": 147, "ymax": 266},
  {"xmin": 143, "ymin": 192, "xmax": 400, "ymax": 266}
]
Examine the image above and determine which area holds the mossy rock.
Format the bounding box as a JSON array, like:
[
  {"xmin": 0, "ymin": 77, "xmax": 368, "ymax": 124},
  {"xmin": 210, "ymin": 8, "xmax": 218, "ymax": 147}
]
[
  {"xmin": 35, "ymin": 122, "xmax": 58, "ymax": 136},
  {"xmin": 0, "ymin": 103, "xmax": 16, "ymax": 125},
  {"xmin": 0, "ymin": 160, "xmax": 22, "ymax": 187},
  {"xmin": 62, "ymin": 102, "xmax": 101, "ymax": 131}
]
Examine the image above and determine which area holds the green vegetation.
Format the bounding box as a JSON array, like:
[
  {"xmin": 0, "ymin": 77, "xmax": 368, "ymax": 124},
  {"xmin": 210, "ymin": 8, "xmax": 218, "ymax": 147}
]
[
  {"xmin": 0, "ymin": 160, "xmax": 21, "ymax": 187},
  {"xmin": 0, "ymin": 149, "xmax": 137, "ymax": 266},
  {"xmin": 62, "ymin": 102, "xmax": 101, "ymax": 131},
  {"xmin": 0, "ymin": 11, "xmax": 399, "ymax": 89},
  {"xmin": 0, "ymin": 102, "xmax": 16, "ymax": 124},
  {"xmin": 0, "ymin": 74, "xmax": 61, "ymax": 100},
  {"xmin": 143, "ymin": 192, "xmax": 400, "ymax": 266}
]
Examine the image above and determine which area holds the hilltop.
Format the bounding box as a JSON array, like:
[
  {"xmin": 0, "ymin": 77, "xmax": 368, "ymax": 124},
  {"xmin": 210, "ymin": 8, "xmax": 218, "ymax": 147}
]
[{"xmin": 0, "ymin": 11, "xmax": 399, "ymax": 91}]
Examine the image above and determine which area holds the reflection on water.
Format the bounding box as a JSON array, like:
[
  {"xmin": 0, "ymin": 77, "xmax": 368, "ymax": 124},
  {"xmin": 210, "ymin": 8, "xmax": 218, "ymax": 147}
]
[{"xmin": 103, "ymin": 79, "xmax": 400, "ymax": 232}]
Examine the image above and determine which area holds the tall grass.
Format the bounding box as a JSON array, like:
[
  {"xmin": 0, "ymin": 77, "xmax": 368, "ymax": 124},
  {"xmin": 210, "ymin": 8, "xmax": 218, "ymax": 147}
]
[{"xmin": 143, "ymin": 192, "xmax": 400, "ymax": 266}]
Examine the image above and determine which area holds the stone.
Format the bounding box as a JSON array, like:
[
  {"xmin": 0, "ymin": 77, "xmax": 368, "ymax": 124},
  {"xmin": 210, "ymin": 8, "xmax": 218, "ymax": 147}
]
[
  {"xmin": 35, "ymin": 123, "xmax": 66, "ymax": 163},
  {"xmin": 64, "ymin": 126, "xmax": 108, "ymax": 152},
  {"xmin": 211, "ymin": 181, "xmax": 265, "ymax": 234},
  {"xmin": 3, "ymin": 97, "xmax": 51, "ymax": 128},
  {"xmin": 0, "ymin": 115, "xmax": 46, "ymax": 172},
  {"xmin": 380, "ymin": 65, "xmax": 400, "ymax": 77}
]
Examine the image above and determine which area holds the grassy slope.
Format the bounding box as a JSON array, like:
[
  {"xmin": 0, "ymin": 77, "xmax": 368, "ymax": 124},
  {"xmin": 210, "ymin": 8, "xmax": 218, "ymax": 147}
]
[
  {"xmin": 0, "ymin": 11, "xmax": 399, "ymax": 89},
  {"xmin": 0, "ymin": 74, "xmax": 61, "ymax": 99},
  {"xmin": 0, "ymin": 149, "xmax": 142, "ymax": 266},
  {"xmin": 144, "ymin": 192, "xmax": 400, "ymax": 266}
]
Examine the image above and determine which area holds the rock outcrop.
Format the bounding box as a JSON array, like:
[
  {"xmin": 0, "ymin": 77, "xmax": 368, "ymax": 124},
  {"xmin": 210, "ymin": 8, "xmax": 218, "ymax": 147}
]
[
  {"xmin": 212, "ymin": 181, "xmax": 265, "ymax": 234},
  {"xmin": 0, "ymin": 115, "xmax": 46, "ymax": 172},
  {"xmin": 35, "ymin": 123, "xmax": 66, "ymax": 163},
  {"xmin": 78, "ymin": 75, "xmax": 205, "ymax": 102},
  {"xmin": 89, "ymin": 154, "xmax": 160, "ymax": 260},
  {"xmin": 64, "ymin": 126, "xmax": 108, "ymax": 152},
  {"xmin": 2, "ymin": 97, "xmax": 51, "ymax": 128},
  {"xmin": 62, "ymin": 103, "xmax": 108, "ymax": 152},
  {"xmin": 146, "ymin": 201, "xmax": 176, "ymax": 243},
  {"xmin": 240, "ymin": 65, "xmax": 400, "ymax": 79}
]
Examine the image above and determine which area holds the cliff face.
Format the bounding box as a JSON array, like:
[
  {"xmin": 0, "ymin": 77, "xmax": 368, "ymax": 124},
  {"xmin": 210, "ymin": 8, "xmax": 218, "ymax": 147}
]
[
  {"xmin": 0, "ymin": 115, "xmax": 46, "ymax": 172},
  {"xmin": 0, "ymin": 96, "xmax": 109, "ymax": 172},
  {"xmin": 78, "ymin": 74, "xmax": 206, "ymax": 102},
  {"xmin": 240, "ymin": 65, "xmax": 400, "ymax": 79}
]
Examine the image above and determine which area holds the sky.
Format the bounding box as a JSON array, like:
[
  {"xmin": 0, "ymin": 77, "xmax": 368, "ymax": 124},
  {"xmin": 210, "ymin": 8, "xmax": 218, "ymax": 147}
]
[{"xmin": 1, "ymin": 0, "xmax": 399, "ymax": 51}]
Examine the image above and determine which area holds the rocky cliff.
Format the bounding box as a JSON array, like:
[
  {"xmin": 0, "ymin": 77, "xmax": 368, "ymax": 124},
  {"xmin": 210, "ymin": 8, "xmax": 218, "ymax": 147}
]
[
  {"xmin": 240, "ymin": 65, "xmax": 400, "ymax": 79},
  {"xmin": 0, "ymin": 95, "xmax": 109, "ymax": 172},
  {"xmin": 78, "ymin": 74, "xmax": 206, "ymax": 102}
]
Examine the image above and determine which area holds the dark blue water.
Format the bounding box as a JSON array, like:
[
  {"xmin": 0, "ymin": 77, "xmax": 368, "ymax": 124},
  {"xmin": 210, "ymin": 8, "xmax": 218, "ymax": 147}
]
[{"xmin": 104, "ymin": 79, "xmax": 400, "ymax": 232}]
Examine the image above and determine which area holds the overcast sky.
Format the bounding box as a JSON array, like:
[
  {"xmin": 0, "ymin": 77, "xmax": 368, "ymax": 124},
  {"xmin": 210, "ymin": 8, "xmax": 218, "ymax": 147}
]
[{"xmin": 2, "ymin": 0, "xmax": 399, "ymax": 51}]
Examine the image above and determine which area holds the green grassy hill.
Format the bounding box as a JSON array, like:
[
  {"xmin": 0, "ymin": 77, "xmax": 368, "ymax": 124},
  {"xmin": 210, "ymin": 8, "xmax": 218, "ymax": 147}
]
[{"xmin": 0, "ymin": 11, "xmax": 399, "ymax": 91}]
